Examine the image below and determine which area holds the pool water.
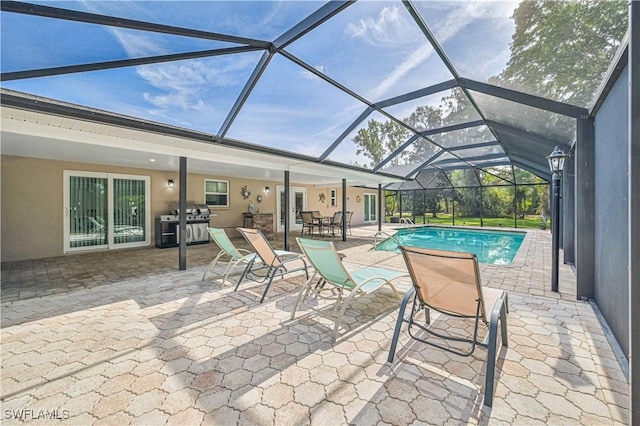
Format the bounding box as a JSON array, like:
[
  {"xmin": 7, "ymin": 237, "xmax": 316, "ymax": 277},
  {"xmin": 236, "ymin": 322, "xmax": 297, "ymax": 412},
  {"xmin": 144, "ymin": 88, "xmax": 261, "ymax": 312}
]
[{"xmin": 375, "ymin": 226, "xmax": 526, "ymax": 265}]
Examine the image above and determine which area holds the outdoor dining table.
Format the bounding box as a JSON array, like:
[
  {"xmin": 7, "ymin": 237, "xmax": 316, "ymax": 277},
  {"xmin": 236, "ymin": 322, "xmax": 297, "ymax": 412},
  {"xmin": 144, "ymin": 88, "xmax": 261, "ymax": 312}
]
[{"xmin": 314, "ymin": 216, "xmax": 333, "ymax": 236}]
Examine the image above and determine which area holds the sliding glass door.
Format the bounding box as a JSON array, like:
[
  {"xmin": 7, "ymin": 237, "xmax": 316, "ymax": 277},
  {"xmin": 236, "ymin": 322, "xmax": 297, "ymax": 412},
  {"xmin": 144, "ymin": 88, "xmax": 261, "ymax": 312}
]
[
  {"xmin": 364, "ymin": 193, "xmax": 377, "ymax": 223},
  {"xmin": 64, "ymin": 171, "xmax": 150, "ymax": 252},
  {"xmin": 66, "ymin": 173, "xmax": 109, "ymax": 249},
  {"xmin": 113, "ymin": 177, "xmax": 147, "ymax": 246}
]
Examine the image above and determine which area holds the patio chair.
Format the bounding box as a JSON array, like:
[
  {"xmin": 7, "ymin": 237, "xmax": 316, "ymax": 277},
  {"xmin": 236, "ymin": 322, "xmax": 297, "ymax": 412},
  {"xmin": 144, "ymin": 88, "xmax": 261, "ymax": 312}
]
[
  {"xmin": 236, "ymin": 228, "xmax": 309, "ymax": 303},
  {"xmin": 328, "ymin": 211, "xmax": 343, "ymax": 236},
  {"xmin": 301, "ymin": 211, "xmax": 319, "ymax": 235},
  {"xmin": 344, "ymin": 211, "xmax": 353, "ymax": 235},
  {"xmin": 387, "ymin": 246, "xmax": 508, "ymax": 408},
  {"xmin": 201, "ymin": 227, "xmax": 255, "ymax": 285},
  {"xmin": 293, "ymin": 238, "xmax": 408, "ymax": 340}
]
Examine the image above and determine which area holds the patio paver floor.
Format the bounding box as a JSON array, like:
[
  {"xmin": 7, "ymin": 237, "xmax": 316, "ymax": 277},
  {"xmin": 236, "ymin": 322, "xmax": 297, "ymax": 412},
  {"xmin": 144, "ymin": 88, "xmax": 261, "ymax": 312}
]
[{"xmin": 0, "ymin": 226, "xmax": 629, "ymax": 424}]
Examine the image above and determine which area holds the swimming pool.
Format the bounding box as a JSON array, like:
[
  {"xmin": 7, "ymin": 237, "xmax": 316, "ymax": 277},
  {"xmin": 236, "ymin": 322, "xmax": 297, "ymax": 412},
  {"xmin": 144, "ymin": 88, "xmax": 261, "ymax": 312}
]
[{"xmin": 375, "ymin": 226, "xmax": 526, "ymax": 265}]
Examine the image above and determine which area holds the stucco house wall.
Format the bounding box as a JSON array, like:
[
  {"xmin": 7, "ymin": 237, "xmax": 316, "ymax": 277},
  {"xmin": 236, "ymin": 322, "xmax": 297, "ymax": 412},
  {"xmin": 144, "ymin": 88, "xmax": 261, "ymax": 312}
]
[{"xmin": 1, "ymin": 155, "xmax": 376, "ymax": 262}]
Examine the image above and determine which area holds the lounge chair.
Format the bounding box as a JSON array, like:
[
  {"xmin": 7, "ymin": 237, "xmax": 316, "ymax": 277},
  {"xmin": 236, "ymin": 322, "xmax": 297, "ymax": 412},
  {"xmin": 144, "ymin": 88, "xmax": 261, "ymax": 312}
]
[
  {"xmin": 201, "ymin": 227, "xmax": 255, "ymax": 285},
  {"xmin": 387, "ymin": 246, "xmax": 508, "ymax": 408},
  {"xmin": 88, "ymin": 216, "xmax": 106, "ymax": 242},
  {"xmin": 293, "ymin": 238, "xmax": 408, "ymax": 340},
  {"xmin": 236, "ymin": 228, "xmax": 309, "ymax": 303}
]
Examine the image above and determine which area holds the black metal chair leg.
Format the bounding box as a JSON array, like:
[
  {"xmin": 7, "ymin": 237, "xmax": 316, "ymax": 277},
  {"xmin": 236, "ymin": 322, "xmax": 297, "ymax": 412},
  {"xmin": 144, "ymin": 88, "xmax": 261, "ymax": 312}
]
[
  {"xmin": 259, "ymin": 269, "xmax": 277, "ymax": 303},
  {"xmin": 234, "ymin": 258, "xmax": 255, "ymax": 292},
  {"xmin": 387, "ymin": 288, "xmax": 416, "ymax": 363}
]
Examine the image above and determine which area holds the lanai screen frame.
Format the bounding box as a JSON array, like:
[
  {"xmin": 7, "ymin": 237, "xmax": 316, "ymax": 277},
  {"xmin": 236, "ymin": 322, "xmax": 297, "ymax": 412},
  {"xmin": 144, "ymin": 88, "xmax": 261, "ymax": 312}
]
[{"xmin": 1, "ymin": 0, "xmax": 598, "ymax": 181}]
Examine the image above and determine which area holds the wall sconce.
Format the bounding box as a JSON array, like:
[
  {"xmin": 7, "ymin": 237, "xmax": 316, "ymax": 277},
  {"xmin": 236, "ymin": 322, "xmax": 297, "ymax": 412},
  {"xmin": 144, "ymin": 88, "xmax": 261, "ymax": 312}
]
[
  {"xmin": 167, "ymin": 179, "xmax": 175, "ymax": 188},
  {"xmin": 264, "ymin": 186, "xmax": 270, "ymax": 193}
]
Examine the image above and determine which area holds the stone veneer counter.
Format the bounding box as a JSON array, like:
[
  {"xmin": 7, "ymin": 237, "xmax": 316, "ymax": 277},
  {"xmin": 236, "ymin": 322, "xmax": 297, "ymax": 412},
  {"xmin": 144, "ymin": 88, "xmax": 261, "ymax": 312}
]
[{"xmin": 242, "ymin": 213, "xmax": 274, "ymax": 238}]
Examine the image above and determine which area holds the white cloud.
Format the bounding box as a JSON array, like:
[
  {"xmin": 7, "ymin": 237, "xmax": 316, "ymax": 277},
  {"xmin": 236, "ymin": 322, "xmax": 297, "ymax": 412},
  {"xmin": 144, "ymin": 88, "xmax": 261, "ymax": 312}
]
[
  {"xmin": 430, "ymin": 1, "xmax": 519, "ymax": 42},
  {"xmin": 111, "ymin": 30, "xmax": 166, "ymax": 57},
  {"xmin": 300, "ymin": 64, "xmax": 327, "ymax": 80},
  {"xmin": 369, "ymin": 42, "xmax": 434, "ymax": 100},
  {"xmin": 108, "ymin": 28, "xmax": 257, "ymax": 117},
  {"xmin": 362, "ymin": 1, "xmax": 519, "ymax": 100},
  {"xmin": 345, "ymin": 6, "xmax": 415, "ymax": 46}
]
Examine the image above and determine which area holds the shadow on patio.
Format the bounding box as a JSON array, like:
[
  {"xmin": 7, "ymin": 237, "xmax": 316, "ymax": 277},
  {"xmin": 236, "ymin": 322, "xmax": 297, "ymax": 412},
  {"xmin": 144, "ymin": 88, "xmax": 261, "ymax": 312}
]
[{"xmin": 0, "ymin": 228, "xmax": 629, "ymax": 424}]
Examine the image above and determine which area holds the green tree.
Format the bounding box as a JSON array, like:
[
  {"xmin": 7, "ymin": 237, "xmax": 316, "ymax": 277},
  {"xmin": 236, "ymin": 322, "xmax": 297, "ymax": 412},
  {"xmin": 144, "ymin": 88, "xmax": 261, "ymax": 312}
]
[
  {"xmin": 423, "ymin": 189, "xmax": 443, "ymax": 218},
  {"xmin": 352, "ymin": 119, "xmax": 410, "ymax": 168},
  {"xmin": 385, "ymin": 190, "xmax": 398, "ymax": 218},
  {"xmin": 450, "ymin": 169, "xmax": 481, "ymax": 217},
  {"xmin": 494, "ymin": 0, "xmax": 627, "ymax": 106}
]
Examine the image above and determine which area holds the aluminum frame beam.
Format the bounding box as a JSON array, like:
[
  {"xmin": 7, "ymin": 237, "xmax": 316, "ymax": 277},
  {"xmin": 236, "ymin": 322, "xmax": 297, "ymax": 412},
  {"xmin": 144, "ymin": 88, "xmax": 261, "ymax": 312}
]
[
  {"xmin": 402, "ymin": 0, "xmax": 505, "ymax": 151},
  {"xmin": 486, "ymin": 120, "xmax": 572, "ymax": 151},
  {"xmin": 590, "ymin": 34, "xmax": 629, "ymax": 116},
  {"xmin": 447, "ymin": 141, "xmax": 501, "ymax": 152},
  {"xmin": 509, "ymin": 155, "xmax": 552, "ymax": 181},
  {"xmin": 217, "ymin": 51, "xmax": 274, "ymax": 139},
  {"xmin": 373, "ymin": 119, "xmax": 485, "ymax": 172},
  {"xmin": 319, "ymin": 107, "xmax": 375, "ymax": 161},
  {"xmin": 460, "ymin": 78, "xmax": 588, "ymax": 119},
  {"xmin": 629, "ymin": 1, "xmax": 640, "ymax": 422},
  {"xmin": 1, "ymin": 1, "xmax": 271, "ymax": 48},
  {"xmin": 2, "ymin": 46, "xmax": 263, "ymax": 81},
  {"xmin": 375, "ymin": 80, "xmax": 458, "ymax": 109},
  {"xmin": 431, "ymin": 153, "xmax": 506, "ymax": 166},
  {"xmin": 274, "ymin": 1, "xmax": 352, "ymax": 50}
]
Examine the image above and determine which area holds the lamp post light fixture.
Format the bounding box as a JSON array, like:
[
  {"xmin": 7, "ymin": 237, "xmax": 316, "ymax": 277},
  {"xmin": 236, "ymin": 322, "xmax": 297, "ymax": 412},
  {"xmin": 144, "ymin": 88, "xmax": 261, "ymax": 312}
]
[{"xmin": 546, "ymin": 146, "xmax": 569, "ymax": 292}]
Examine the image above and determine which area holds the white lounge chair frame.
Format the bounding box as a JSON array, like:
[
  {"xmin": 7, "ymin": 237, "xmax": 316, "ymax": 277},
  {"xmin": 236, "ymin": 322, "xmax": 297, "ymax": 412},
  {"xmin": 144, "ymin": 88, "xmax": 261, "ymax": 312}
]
[
  {"xmin": 294, "ymin": 237, "xmax": 408, "ymax": 340},
  {"xmin": 201, "ymin": 227, "xmax": 255, "ymax": 285}
]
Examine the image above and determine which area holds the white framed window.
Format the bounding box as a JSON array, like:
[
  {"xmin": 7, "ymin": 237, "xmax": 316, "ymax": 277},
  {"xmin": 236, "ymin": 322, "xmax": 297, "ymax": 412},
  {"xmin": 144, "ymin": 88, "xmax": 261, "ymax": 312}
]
[
  {"xmin": 330, "ymin": 189, "xmax": 337, "ymax": 207},
  {"xmin": 205, "ymin": 179, "xmax": 229, "ymax": 207}
]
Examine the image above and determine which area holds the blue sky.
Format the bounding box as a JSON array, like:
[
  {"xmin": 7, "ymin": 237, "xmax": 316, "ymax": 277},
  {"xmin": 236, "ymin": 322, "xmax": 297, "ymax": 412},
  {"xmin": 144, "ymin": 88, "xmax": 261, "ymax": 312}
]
[{"xmin": 1, "ymin": 1, "xmax": 519, "ymax": 165}]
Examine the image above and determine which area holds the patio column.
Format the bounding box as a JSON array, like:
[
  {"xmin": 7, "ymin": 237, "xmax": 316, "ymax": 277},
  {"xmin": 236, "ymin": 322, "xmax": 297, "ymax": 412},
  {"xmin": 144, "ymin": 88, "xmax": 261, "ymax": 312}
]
[
  {"xmin": 513, "ymin": 184, "xmax": 517, "ymax": 228},
  {"xmin": 479, "ymin": 186, "xmax": 484, "ymax": 227},
  {"xmin": 342, "ymin": 179, "xmax": 347, "ymax": 241},
  {"xmin": 629, "ymin": 1, "xmax": 640, "ymax": 422},
  {"xmin": 378, "ymin": 184, "xmax": 382, "ymax": 231},
  {"xmin": 452, "ymin": 197, "xmax": 455, "ymax": 226},
  {"xmin": 178, "ymin": 156, "xmax": 187, "ymax": 270},
  {"xmin": 563, "ymin": 157, "xmax": 576, "ymax": 264},
  {"xmin": 575, "ymin": 116, "xmax": 595, "ymax": 300},
  {"xmin": 412, "ymin": 189, "xmax": 417, "ymax": 224},
  {"xmin": 284, "ymin": 171, "xmax": 290, "ymax": 251},
  {"xmin": 423, "ymin": 190, "xmax": 426, "ymax": 224}
]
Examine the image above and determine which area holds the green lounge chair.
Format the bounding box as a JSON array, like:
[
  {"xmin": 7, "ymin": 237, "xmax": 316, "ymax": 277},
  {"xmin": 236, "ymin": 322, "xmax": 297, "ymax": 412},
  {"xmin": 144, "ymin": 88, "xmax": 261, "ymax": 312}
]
[
  {"xmin": 236, "ymin": 228, "xmax": 309, "ymax": 303},
  {"xmin": 202, "ymin": 227, "xmax": 256, "ymax": 285},
  {"xmin": 294, "ymin": 237, "xmax": 408, "ymax": 340}
]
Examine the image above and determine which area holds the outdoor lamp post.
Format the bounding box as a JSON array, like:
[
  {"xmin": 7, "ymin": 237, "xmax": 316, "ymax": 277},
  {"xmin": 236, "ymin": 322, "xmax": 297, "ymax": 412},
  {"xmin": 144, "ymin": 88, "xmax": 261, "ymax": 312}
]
[{"xmin": 546, "ymin": 146, "xmax": 568, "ymax": 292}]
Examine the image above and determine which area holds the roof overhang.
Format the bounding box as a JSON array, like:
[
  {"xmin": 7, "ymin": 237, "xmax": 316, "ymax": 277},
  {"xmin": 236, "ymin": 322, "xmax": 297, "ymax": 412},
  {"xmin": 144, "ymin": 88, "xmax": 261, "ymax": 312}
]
[{"xmin": 0, "ymin": 90, "xmax": 406, "ymax": 187}]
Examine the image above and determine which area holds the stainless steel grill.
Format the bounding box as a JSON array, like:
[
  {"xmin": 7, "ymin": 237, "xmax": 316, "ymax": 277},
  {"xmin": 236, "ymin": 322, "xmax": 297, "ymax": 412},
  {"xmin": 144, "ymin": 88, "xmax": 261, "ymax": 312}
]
[{"xmin": 156, "ymin": 203, "xmax": 214, "ymax": 248}]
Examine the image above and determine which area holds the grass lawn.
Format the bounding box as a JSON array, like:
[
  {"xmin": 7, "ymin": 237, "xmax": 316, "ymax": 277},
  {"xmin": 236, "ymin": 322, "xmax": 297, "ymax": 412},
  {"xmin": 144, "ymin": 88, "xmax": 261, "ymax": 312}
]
[{"xmin": 387, "ymin": 214, "xmax": 544, "ymax": 229}]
